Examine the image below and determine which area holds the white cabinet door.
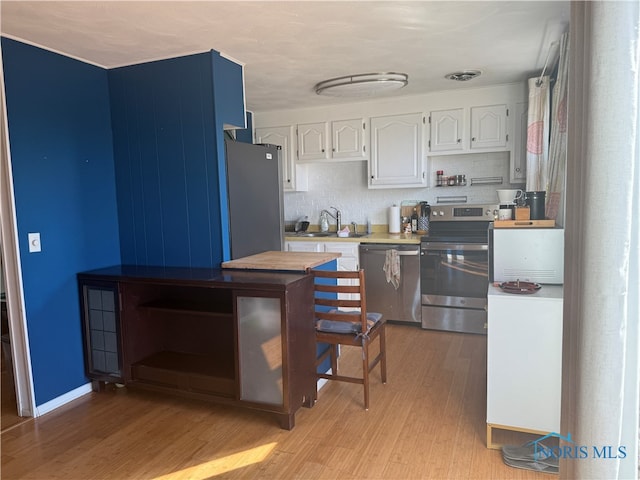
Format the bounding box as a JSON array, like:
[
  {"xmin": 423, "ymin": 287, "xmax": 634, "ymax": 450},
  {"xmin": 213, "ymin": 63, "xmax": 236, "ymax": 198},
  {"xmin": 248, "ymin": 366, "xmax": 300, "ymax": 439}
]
[
  {"xmin": 323, "ymin": 242, "xmax": 359, "ymax": 271},
  {"xmin": 487, "ymin": 285, "xmax": 563, "ymax": 433},
  {"xmin": 297, "ymin": 122, "xmax": 329, "ymax": 161},
  {"xmin": 256, "ymin": 126, "xmax": 308, "ymax": 192},
  {"xmin": 511, "ymin": 102, "xmax": 527, "ymax": 183},
  {"xmin": 369, "ymin": 113, "xmax": 425, "ymax": 188},
  {"xmin": 322, "ymin": 242, "xmax": 360, "ymax": 305},
  {"xmin": 429, "ymin": 108, "xmax": 464, "ymax": 152},
  {"xmin": 470, "ymin": 104, "xmax": 508, "ymax": 149},
  {"xmin": 331, "ymin": 118, "xmax": 366, "ymax": 160},
  {"xmin": 284, "ymin": 241, "xmax": 323, "ymax": 253}
]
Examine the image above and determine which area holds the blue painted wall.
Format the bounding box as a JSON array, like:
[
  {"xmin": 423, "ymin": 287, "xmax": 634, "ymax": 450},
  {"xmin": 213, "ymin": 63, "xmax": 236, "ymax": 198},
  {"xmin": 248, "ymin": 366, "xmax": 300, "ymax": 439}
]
[
  {"xmin": 109, "ymin": 51, "xmax": 244, "ymax": 267},
  {"xmin": 1, "ymin": 38, "xmax": 121, "ymax": 405}
]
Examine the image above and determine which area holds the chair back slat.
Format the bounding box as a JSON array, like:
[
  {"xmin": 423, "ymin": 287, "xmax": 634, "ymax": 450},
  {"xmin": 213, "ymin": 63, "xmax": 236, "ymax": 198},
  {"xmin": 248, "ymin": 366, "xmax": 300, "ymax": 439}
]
[{"xmin": 311, "ymin": 268, "xmax": 368, "ymax": 330}]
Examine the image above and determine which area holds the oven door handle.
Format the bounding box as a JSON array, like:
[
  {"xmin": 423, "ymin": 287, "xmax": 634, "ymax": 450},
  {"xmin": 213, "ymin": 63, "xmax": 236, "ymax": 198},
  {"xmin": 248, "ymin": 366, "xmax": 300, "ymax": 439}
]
[
  {"xmin": 364, "ymin": 248, "xmax": 420, "ymax": 256},
  {"xmin": 421, "ymin": 243, "xmax": 488, "ymax": 252}
]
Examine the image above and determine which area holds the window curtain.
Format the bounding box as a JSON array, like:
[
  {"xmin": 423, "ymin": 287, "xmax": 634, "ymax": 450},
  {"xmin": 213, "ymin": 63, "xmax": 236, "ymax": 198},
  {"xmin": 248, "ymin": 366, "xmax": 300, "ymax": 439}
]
[
  {"xmin": 546, "ymin": 33, "xmax": 570, "ymax": 224},
  {"xmin": 560, "ymin": 2, "xmax": 640, "ymax": 479},
  {"xmin": 526, "ymin": 75, "xmax": 550, "ymax": 192}
]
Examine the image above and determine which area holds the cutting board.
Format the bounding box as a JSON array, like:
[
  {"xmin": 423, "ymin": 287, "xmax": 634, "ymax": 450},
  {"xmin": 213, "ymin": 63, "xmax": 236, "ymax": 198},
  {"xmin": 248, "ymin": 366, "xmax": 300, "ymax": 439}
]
[
  {"xmin": 494, "ymin": 219, "xmax": 556, "ymax": 228},
  {"xmin": 221, "ymin": 251, "xmax": 341, "ymax": 271}
]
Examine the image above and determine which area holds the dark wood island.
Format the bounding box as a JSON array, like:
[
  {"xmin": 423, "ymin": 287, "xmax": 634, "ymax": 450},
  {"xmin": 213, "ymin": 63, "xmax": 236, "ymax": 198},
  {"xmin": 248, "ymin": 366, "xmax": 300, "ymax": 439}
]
[{"xmin": 77, "ymin": 262, "xmax": 329, "ymax": 429}]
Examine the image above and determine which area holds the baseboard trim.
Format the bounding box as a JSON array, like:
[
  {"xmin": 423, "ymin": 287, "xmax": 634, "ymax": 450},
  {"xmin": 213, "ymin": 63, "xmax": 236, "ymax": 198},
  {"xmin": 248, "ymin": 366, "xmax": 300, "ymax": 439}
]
[{"xmin": 35, "ymin": 383, "xmax": 93, "ymax": 417}]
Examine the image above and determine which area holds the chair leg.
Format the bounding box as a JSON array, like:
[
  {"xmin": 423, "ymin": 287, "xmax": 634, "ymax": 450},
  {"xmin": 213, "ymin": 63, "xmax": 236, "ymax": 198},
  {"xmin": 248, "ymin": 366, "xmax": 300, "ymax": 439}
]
[
  {"xmin": 362, "ymin": 341, "xmax": 370, "ymax": 411},
  {"xmin": 330, "ymin": 344, "xmax": 339, "ymax": 376},
  {"xmin": 380, "ymin": 327, "xmax": 387, "ymax": 384}
]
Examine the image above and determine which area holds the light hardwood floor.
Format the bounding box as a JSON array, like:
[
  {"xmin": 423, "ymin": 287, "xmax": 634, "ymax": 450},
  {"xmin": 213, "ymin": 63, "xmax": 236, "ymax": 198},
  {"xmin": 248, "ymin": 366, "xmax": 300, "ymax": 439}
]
[{"xmin": 1, "ymin": 325, "xmax": 554, "ymax": 479}]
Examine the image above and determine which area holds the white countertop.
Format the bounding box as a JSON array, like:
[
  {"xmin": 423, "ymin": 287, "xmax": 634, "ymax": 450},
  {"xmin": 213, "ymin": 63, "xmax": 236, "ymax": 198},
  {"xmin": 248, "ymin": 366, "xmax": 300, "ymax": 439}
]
[{"xmin": 488, "ymin": 282, "xmax": 564, "ymax": 300}]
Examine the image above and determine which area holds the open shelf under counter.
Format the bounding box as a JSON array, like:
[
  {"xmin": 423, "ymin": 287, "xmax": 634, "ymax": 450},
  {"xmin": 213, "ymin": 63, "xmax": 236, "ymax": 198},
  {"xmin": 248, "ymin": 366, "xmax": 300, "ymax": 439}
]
[
  {"xmin": 131, "ymin": 351, "xmax": 235, "ymax": 397},
  {"xmin": 138, "ymin": 298, "xmax": 234, "ymax": 318}
]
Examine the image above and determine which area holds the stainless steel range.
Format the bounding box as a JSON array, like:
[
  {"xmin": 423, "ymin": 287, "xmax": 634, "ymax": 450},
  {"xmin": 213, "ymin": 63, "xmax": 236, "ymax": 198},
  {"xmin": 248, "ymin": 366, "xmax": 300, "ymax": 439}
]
[{"xmin": 420, "ymin": 204, "xmax": 497, "ymax": 334}]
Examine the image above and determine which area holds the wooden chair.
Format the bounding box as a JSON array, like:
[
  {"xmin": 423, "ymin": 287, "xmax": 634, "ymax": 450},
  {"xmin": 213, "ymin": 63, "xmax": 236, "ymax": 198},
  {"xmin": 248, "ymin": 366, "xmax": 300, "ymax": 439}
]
[{"xmin": 312, "ymin": 269, "xmax": 387, "ymax": 410}]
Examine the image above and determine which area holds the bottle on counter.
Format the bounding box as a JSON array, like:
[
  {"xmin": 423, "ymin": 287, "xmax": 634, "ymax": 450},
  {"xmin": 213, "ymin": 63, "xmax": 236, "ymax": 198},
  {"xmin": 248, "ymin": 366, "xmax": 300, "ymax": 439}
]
[
  {"xmin": 320, "ymin": 211, "xmax": 329, "ymax": 232},
  {"xmin": 411, "ymin": 207, "xmax": 419, "ymax": 233}
]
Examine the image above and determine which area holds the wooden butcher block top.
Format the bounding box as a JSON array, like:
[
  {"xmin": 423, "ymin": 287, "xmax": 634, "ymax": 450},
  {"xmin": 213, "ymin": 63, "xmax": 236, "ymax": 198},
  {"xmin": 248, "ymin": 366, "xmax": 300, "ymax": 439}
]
[{"xmin": 221, "ymin": 251, "xmax": 341, "ymax": 271}]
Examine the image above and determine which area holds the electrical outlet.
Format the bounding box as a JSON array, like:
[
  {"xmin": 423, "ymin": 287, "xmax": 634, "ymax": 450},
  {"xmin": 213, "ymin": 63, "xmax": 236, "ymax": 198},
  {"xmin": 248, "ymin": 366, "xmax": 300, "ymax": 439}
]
[{"xmin": 28, "ymin": 232, "xmax": 41, "ymax": 253}]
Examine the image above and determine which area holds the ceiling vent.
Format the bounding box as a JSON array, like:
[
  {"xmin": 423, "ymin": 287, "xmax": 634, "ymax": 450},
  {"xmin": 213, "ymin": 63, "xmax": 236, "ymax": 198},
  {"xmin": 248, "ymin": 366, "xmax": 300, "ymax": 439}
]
[{"xmin": 444, "ymin": 70, "xmax": 482, "ymax": 81}]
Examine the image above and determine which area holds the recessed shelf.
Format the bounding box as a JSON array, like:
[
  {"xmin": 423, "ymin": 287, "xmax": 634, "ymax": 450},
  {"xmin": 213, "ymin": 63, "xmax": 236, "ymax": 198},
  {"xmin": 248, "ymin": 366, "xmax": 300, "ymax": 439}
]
[{"xmin": 132, "ymin": 351, "xmax": 235, "ymax": 396}]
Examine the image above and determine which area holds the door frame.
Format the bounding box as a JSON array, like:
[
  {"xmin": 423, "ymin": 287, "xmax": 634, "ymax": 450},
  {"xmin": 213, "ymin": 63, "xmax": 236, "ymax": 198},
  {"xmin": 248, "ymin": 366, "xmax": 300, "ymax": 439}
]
[{"xmin": 0, "ymin": 54, "xmax": 36, "ymax": 418}]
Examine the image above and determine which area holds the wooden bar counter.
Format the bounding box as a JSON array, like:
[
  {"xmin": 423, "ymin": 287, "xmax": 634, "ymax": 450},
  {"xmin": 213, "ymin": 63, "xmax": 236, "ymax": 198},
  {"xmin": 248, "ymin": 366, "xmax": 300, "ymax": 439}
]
[{"xmin": 77, "ymin": 260, "xmax": 324, "ymax": 430}]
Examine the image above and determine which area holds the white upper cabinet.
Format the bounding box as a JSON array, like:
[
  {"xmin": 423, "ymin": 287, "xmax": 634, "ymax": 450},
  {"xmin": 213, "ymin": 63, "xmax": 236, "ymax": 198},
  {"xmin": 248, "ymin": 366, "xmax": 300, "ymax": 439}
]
[
  {"xmin": 470, "ymin": 104, "xmax": 508, "ymax": 149},
  {"xmin": 511, "ymin": 102, "xmax": 528, "ymax": 183},
  {"xmin": 297, "ymin": 122, "xmax": 329, "ymax": 161},
  {"xmin": 255, "ymin": 126, "xmax": 308, "ymax": 192},
  {"xmin": 369, "ymin": 113, "xmax": 425, "ymax": 189},
  {"xmin": 429, "ymin": 108, "xmax": 464, "ymax": 152},
  {"xmin": 331, "ymin": 119, "xmax": 366, "ymax": 160},
  {"xmin": 297, "ymin": 119, "xmax": 366, "ymax": 162},
  {"xmin": 427, "ymin": 103, "xmax": 510, "ymax": 155}
]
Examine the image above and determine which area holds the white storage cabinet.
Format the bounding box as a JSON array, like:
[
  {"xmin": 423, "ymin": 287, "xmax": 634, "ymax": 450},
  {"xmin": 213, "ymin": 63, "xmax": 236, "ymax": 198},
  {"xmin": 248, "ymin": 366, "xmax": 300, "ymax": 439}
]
[
  {"xmin": 486, "ymin": 284, "xmax": 563, "ymax": 448},
  {"xmin": 255, "ymin": 126, "xmax": 308, "ymax": 192}
]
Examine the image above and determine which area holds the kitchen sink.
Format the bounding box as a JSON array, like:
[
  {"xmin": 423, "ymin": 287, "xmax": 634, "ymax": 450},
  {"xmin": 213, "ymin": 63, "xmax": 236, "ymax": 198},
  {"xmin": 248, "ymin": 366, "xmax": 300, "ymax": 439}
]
[
  {"xmin": 293, "ymin": 232, "xmax": 333, "ymax": 237},
  {"xmin": 291, "ymin": 232, "xmax": 369, "ymax": 238}
]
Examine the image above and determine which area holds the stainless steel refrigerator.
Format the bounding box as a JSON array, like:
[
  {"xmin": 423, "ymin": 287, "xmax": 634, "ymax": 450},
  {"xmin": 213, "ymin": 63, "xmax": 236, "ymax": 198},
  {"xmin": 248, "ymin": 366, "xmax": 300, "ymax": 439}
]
[{"xmin": 224, "ymin": 138, "xmax": 284, "ymax": 259}]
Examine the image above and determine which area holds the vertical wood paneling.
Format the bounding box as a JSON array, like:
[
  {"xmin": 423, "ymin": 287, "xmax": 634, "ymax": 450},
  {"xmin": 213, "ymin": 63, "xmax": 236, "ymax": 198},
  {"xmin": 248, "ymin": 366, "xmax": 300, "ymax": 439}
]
[{"xmin": 109, "ymin": 53, "xmax": 224, "ymax": 268}]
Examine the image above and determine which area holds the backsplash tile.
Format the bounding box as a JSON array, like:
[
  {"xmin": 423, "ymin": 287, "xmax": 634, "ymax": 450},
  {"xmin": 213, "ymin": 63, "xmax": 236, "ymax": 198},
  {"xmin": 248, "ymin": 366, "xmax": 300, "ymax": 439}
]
[{"xmin": 283, "ymin": 152, "xmax": 524, "ymax": 227}]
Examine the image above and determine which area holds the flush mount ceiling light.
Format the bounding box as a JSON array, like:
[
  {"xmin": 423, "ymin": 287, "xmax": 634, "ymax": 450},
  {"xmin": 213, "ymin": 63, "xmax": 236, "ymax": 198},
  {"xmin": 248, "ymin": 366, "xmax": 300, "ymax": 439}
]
[
  {"xmin": 314, "ymin": 72, "xmax": 408, "ymax": 97},
  {"xmin": 444, "ymin": 70, "xmax": 482, "ymax": 81}
]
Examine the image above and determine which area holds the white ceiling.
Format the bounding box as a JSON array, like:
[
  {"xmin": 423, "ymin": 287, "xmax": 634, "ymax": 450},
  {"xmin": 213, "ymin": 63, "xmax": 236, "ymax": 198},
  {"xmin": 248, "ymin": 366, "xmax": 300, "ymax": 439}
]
[{"xmin": 0, "ymin": 1, "xmax": 569, "ymax": 113}]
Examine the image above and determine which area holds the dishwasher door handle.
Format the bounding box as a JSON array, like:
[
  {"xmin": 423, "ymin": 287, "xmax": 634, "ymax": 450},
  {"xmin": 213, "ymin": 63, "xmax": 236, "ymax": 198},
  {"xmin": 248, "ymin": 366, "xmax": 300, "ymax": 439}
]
[{"xmin": 362, "ymin": 248, "xmax": 420, "ymax": 256}]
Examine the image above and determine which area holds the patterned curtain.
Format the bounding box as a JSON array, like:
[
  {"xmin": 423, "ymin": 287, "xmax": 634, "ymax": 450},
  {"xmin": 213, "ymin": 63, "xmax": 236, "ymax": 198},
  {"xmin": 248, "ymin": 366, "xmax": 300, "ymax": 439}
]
[
  {"xmin": 546, "ymin": 33, "xmax": 570, "ymax": 223},
  {"xmin": 526, "ymin": 76, "xmax": 550, "ymax": 192}
]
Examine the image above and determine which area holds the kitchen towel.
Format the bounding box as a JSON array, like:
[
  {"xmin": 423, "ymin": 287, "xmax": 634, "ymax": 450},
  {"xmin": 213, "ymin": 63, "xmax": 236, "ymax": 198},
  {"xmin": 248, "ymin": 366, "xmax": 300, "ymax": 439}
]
[
  {"xmin": 383, "ymin": 249, "xmax": 401, "ymax": 289},
  {"xmin": 388, "ymin": 205, "xmax": 401, "ymax": 233}
]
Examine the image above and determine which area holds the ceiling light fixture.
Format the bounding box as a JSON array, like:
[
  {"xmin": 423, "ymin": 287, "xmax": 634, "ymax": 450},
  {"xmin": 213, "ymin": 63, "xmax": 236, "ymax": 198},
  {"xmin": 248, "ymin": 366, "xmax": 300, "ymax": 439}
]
[
  {"xmin": 445, "ymin": 70, "xmax": 482, "ymax": 81},
  {"xmin": 314, "ymin": 72, "xmax": 408, "ymax": 97}
]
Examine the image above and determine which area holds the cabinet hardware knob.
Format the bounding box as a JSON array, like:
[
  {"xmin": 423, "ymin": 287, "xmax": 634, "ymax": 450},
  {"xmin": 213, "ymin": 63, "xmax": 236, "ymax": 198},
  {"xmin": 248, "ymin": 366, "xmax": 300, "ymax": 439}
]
[
  {"xmin": 515, "ymin": 168, "xmax": 521, "ymax": 172},
  {"xmin": 472, "ymin": 137, "xmax": 476, "ymax": 141},
  {"xmin": 457, "ymin": 138, "xmax": 461, "ymax": 143}
]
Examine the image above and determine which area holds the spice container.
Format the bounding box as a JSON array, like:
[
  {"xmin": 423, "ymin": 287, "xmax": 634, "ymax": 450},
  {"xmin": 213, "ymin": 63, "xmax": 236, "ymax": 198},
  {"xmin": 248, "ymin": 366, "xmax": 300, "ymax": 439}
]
[{"xmin": 436, "ymin": 170, "xmax": 444, "ymax": 187}]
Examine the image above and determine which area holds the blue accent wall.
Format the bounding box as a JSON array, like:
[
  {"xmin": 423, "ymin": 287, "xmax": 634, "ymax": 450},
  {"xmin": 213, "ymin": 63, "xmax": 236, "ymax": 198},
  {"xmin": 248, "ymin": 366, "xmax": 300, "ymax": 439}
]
[
  {"xmin": 1, "ymin": 38, "xmax": 121, "ymax": 405},
  {"xmin": 108, "ymin": 53, "xmax": 223, "ymax": 268},
  {"xmin": 211, "ymin": 53, "xmax": 246, "ymax": 261}
]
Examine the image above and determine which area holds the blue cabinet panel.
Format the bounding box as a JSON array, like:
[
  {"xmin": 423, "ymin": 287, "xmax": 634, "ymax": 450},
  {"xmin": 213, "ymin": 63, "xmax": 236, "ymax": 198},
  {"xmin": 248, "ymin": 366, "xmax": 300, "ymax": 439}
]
[
  {"xmin": 211, "ymin": 53, "xmax": 246, "ymax": 129},
  {"xmin": 235, "ymin": 111, "xmax": 254, "ymax": 144}
]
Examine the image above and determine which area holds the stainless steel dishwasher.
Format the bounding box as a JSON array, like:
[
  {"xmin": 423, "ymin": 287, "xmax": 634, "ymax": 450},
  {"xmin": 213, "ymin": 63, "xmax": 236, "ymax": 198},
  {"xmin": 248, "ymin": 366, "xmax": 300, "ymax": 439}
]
[{"xmin": 359, "ymin": 244, "xmax": 421, "ymax": 324}]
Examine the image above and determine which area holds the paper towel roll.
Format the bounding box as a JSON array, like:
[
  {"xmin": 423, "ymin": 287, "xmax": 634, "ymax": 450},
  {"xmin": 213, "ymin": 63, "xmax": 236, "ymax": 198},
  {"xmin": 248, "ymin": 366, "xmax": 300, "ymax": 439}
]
[{"xmin": 388, "ymin": 205, "xmax": 401, "ymax": 233}]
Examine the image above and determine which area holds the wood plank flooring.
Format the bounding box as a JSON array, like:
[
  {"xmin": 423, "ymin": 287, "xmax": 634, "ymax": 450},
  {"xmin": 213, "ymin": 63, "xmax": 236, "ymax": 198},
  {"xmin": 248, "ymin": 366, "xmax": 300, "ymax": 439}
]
[{"xmin": 1, "ymin": 325, "xmax": 555, "ymax": 479}]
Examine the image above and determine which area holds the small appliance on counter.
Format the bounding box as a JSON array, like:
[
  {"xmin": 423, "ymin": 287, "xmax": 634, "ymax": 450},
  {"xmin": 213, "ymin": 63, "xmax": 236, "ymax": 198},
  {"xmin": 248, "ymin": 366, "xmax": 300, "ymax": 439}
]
[{"xmin": 489, "ymin": 225, "xmax": 564, "ymax": 284}]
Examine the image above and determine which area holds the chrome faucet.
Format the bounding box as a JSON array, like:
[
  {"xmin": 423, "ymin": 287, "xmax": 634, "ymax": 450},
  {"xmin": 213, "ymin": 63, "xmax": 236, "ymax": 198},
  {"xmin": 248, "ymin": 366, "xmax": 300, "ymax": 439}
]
[{"xmin": 321, "ymin": 207, "xmax": 341, "ymax": 232}]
